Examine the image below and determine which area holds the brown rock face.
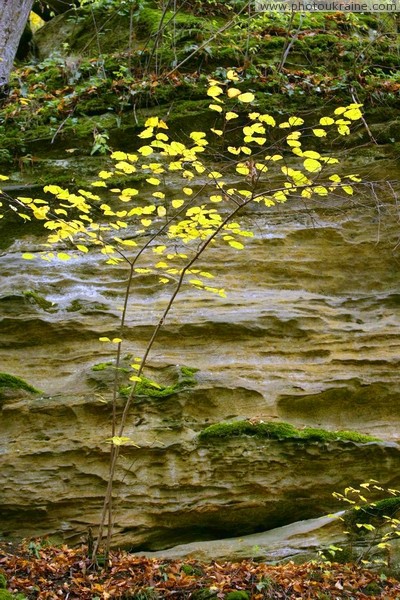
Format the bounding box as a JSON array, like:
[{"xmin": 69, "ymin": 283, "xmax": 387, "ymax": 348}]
[
  {"xmin": 1, "ymin": 163, "xmax": 399, "ymax": 548},
  {"xmin": 1, "ymin": 389, "xmax": 400, "ymax": 549}
]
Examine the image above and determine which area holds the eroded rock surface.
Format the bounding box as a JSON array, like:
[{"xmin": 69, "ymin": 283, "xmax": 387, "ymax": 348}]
[
  {"xmin": 1, "ymin": 390, "xmax": 400, "ymax": 548},
  {"xmin": 1, "ymin": 164, "xmax": 399, "ymax": 547}
]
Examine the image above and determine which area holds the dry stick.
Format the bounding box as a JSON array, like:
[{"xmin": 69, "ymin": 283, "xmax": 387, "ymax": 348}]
[
  {"xmin": 146, "ymin": 0, "xmax": 174, "ymax": 76},
  {"xmin": 51, "ymin": 114, "xmax": 71, "ymax": 144},
  {"xmin": 277, "ymin": 12, "xmax": 303, "ymax": 73},
  {"xmin": 350, "ymin": 86, "xmax": 378, "ymax": 145},
  {"xmin": 164, "ymin": 1, "xmax": 252, "ymax": 78}
]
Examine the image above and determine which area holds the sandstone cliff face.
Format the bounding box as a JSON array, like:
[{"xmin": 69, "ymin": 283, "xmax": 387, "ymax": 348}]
[
  {"xmin": 1, "ymin": 160, "xmax": 399, "ymax": 549},
  {"xmin": 1, "ymin": 389, "xmax": 400, "ymax": 548}
]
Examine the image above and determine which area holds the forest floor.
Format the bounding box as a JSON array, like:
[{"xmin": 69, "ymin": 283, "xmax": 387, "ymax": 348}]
[{"xmin": 1, "ymin": 542, "xmax": 400, "ymax": 599}]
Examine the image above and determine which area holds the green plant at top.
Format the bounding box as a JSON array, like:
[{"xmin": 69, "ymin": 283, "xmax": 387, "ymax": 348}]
[{"xmin": 0, "ymin": 67, "xmax": 365, "ymax": 560}]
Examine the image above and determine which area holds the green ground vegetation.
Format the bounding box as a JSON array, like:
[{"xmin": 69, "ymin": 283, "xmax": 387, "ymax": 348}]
[{"xmin": 0, "ymin": 2, "xmax": 398, "ymax": 165}]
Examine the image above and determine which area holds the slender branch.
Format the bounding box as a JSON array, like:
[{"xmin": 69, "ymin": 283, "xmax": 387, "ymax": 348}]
[
  {"xmin": 92, "ymin": 190, "xmax": 255, "ymax": 559},
  {"xmin": 164, "ymin": 1, "xmax": 251, "ymax": 78}
]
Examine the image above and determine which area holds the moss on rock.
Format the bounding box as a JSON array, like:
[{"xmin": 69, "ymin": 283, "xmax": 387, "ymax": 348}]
[
  {"xmin": 198, "ymin": 420, "xmax": 380, "ymax": 444},
  {"xmin": 23, "ymin": 291, "xmax": 56, "ymax": 312},
  {"xmin": 119, "ymin": 366, "xmax": 198, "ymax": 399},
  {"xmin": 0, "ymin": 373, "xmax": 42, "ymax": 395}
]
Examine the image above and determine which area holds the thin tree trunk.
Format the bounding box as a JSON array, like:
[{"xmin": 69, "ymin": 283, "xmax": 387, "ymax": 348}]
[{"xmin": 0, "ymin": 0, "xmax": 34, "ymax": 89}]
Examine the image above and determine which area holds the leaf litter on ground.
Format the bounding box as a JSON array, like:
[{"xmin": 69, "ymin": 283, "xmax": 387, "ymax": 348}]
[{"xmin": 1, "ymin": 543, "xmax": 400, "ymax": 599}]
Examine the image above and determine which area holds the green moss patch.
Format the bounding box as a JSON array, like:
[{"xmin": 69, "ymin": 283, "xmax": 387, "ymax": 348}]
[
  {"xmin": 198, "ymin": 420, "xmax": 380, "ymax": 444},
  {"xmin": 23, "ymin": 291, "xmax": 56, "ymax": 312},
  {"xmin": 119, "ymin": 366, "xmax": 198, "ymax": 399},
  {"xmin": 0, "ymin": 373, "xmax": 42, "ymax": 395}
]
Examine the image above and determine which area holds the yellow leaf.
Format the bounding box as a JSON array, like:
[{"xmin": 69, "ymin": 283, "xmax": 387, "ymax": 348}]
[
  {"xmin": 342, "ymin": 185, "xmax": 354, "ymax": 195},
  {"xmin": 146, "ymin": 177, "xmax": 160, "ymax": 185},
  {"xmin": 209, "ymin": 104, "xmax": 223, "ymax": 113},
  {"xmin": 190, "ymin": 279, "xmax": 204, "ymax": 287},
  {"xmin": 145, "ymin": 116, "xmax": 159, "ymax": 127},
  {"xmin": 0, "ymin": 175, "xmax": 9, "ymax": 181},
  {"xmin": 157, "ymin": 206, "xmax": 166, "ymax": 217},
  {"xmin": 303, "ymin": 150, "xmax": 321, "ymax": 159},
  {"xmin": 258, "ymin": 114, "xmax": 276, "ymax": 126},
  {"xmin": 172, "ymin": 199, "xmax": 184, "ymax": 208},
  {"xmin": 236, "ymin": 165, "xmax": 249, "ymax": 175},
  {"xmin": 183, "ymin": 187, "xmax": 193, "ymax": 196},
  {"xmin": 22, "ymin": 253, "xmax": 35, "ymax": 260},
  {"xmin": 334, "ymin": 106, "xmax": 347, "ymax": 115},
  {"xmin": 329, "ymin": 174, "xmax": 341, "ymax": 183},
  {"xmin": 190, "ymin": 131, "xmax": 206, "ymax": 141},
  {"xmin": 288, "ymin": 116, "xmax": 304, "ymax": 126},
  {"xmin": 138, "ymin": 145, "xmax": 153, "ymax": 156},
  {"xmin": 238, "ymin": 92, "xmax": 255, "ymax": 103},
  {"xmin": 138, "ymin": 127, "xmax": 154, "ymax": 139},
  {"xmin": 129, "ymin": 375, "xmax": 142, "ymax": 382},
  {"xmin": 57, "ymin": 252, "xmax": 71, "ymax": 261},
  {"xmin": 111, "ymin": 151, "xmax": 127, "ymax": 160},
  {"xmin": 141, "ymin": 218, "xmax": 152, "ymax": 226},
  {"xmin": 76, "ymin": 244, "xmax": 89, "ymax": 253},
  {"xmin": 211, "ymin": 128, "xmax": 223, "ymax": 135},
  {"xmin": 314, "ymin": 186, "xmax": 328, "ymax": 196},
  {"xmin": 320, "ymin": 117, "xmax": 334, "ymax": 126},
  {"xmin": 273, "ymin": 191, "xmax": 287, "ymax": 202},
  {"xmin": 119, "ymin": 239, "xmax": 137, "ymax": 246},
  {"xmin": 226, "ymin": 69, "xmax": 239, "ymax": 81},
  {"xmin": 227, "ymin": 87, "xmax": 241, "ymax": 98},
  {"xmin": 228, "ymin": 146, "xmax": 241, "ymax": 155},
  {"xmin": 229, "ymin": 240, "xmax": 244, "ymax": 249},
  {"xmin": 120, "ymin": 187, "xmax": 138, "ymax": 197},
  {"xmin": 153, "ymin": 191, "xmax": 165, "ymax": 199},
  {"xmin": 312, "ymin": 128, "xmax": 327, "ymax": 137},
  {"xmin": 207, "ymin": 85, "xmax": 224, "ymax": 98},
  {"xmin": 226, "ymin": 111, "xmax": 238, "ymax": 121},
  {"xmin": 338, "ymin": 124, "xmax": 350, "ymax": 135},
  {"xmin": 303, "ymin": 158, "xmax": 322, "ymax": 173},
  {"xmin": 210, "ymin": 195, "xmax": 222, "ymax": 202},
  {"xmin": 344, "ymin": 107, "xmax": 362, "ymax": 120},
  {"xmin": 91, "ymin": 180, "xmax": 107, "ymax": 187}
]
